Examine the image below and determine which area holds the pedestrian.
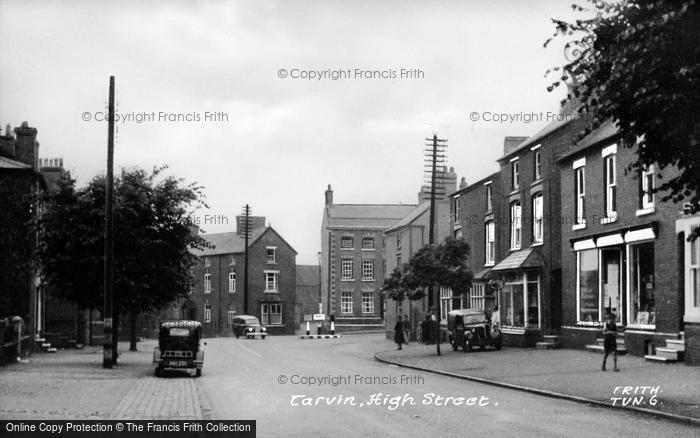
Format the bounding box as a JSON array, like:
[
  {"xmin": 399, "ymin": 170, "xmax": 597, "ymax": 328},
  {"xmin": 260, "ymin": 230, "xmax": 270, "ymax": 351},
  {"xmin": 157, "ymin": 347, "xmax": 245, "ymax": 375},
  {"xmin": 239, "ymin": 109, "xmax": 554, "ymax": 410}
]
[
  {"xmin": 420, "ymin": 315, "xmax": 430, "ymax": 344},
  {"xmin": 602, "ymin": 313, "xmax": 620, "ymax": 372},
  {"xmin": 403, "ymin": 314, "xmax": 411, "ymax": 345},
  {"xmin": 394, "ymin": 316, "xmax": 405, "ymax": 350}
]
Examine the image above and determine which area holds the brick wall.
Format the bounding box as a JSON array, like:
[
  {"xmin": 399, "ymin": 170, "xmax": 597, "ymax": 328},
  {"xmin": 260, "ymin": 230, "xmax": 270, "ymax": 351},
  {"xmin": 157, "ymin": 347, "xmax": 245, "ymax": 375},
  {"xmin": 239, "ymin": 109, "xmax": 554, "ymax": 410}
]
[{"xmin": 685, "ymin": 324, "xmax": 700, "ymax": 365}]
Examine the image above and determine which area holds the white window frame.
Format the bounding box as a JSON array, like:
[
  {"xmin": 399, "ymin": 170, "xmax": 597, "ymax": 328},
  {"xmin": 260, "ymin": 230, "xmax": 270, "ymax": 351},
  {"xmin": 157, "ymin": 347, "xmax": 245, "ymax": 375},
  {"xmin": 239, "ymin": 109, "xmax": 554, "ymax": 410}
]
[
  {"xmin": 574, "ymin": 165, "xmax": 586, "ymax": 229},
  {"xmin": 264, "ymin": 271, "xmax": 279, "ymax": 292},
  {"xmin": 204, "ymin": 273, "xmax": 211, "ymax": 294},
  {"xmin": 440, "ymin": 287, "xmax": 452, "ymax": 321},
  {"xmin": 453, "ymin": 195, "xmax": 461, "ymax": 222},
  {"xmin": 511, "ymin": 158, "xmax": 520, "ymax": 189},
  {"xmin": 204, "ymin": 256, "xmax": 211, "ymax": 267},
  {"xmin": 603, "ymin": 153, "xmax": 617, "ymax": 223},
  {"xmin": 362, "ymin": 236, "xmax": 375, "ymax": 249},
  {"xmin": 341, "ymin": 259, "xmax": 353, "ymax": 280},
  {"xmin": 678, "ymin": 217, "xmax": 700, "ymax": 323},
  {"xmin": 485, "ymin": 183, "xmax": 493, "ymax": 212},
  {"xmin": 266, "ymin": 246, "xmax": 277, "ymax": 263},
  {"xmin": 362, "ymin": 259, "xmax": 374, "ymax": 280},
  {"xmin": 204, "ymin": 304, "xmax": 211, "ymax": 323},
  {"xmin": 532, "ymin": 194, "xmax": 543, "ymax": 244},
  {"xmin": 638, "ymin": 164, "xmax": 655, "ymax": 214},
  {"xmin": 228, "ymin": 272, "xmax": 236, "ymax": 293},
  {"xmin": 510, "ymin": 201, "xmax": 521, "ymax": 250},
  {"xmin": 534, "ymin": 150, "xmax": 542, "ymax": 180},
  {"xmin": 361, "ymin": 292, "xmax": 374, "ymax": 314},
  {"xmin": 470, "ymin": 283, "xmax": 485, "ymax": 310},
  {"xmin": 340, "ymin": 236, "xmax": 354, "ymax": 249},
  {"xmin": 485, "ymin": 221, "xmax": 495, "ymax": 265},
  {"xmin": 341, "ymin": 292, "xmax": 353, "ymax": 314}
]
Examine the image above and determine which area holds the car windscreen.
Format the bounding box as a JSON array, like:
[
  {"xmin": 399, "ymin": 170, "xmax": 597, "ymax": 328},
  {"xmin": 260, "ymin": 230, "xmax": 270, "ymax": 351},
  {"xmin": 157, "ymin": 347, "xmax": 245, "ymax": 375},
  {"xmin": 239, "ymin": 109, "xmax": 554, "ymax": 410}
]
[
  {"xmin": 243, "ymin": 318, "xmax": 260, "ymax": 325},
  {"xmin": 169, "ymin": 328, "xmax": 190, "ymax": 337}
]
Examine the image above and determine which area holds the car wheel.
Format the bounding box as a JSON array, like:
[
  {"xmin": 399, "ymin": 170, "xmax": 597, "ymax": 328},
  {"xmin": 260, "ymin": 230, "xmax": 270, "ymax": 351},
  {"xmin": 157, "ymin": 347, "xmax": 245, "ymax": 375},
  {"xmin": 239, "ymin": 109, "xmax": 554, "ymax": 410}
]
[
  {"xmin": 235, "ymin": 332, "xmax": 239, "ymax": 339},
  {"xmin": 155, "ymin": 367, "xmax": 162, "ymax": 377},
  {"xmin": 262, "ymin": 335, "xmax": 266, "ymax": 340},
  {"xmin": 480, "ymin": 344, "xmax": 486, "ymax": 351},
  {"xmin": 494, "ymin": 342, "xmax": 502, "ymax": 351},
  {"xmin": 196, "ymin": 368, "xmax": 202, "ymax": 377}
]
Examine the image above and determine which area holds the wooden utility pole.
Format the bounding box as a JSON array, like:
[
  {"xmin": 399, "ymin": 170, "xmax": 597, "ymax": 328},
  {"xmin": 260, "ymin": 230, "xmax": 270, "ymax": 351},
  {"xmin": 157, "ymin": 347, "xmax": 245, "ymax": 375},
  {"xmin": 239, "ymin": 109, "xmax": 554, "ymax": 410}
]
[
  {"xmin": 103, "ymin": 76, "xmax": 115, "ymax": 368},
  {"xmin": 424, "ymin": 134, "xmax": 447, "ymax": 356},
  {"xmin": 241, "ymin": 205, "xmax": 251, "ymax": 315}
]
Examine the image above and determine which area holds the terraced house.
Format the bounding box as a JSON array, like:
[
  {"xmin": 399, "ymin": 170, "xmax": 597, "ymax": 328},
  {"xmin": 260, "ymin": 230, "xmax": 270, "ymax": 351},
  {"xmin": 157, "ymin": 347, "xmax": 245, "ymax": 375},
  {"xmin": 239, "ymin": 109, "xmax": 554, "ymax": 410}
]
[{"xmin": 558, "ymin": 120, "xmax": 695, "ymax": 364}]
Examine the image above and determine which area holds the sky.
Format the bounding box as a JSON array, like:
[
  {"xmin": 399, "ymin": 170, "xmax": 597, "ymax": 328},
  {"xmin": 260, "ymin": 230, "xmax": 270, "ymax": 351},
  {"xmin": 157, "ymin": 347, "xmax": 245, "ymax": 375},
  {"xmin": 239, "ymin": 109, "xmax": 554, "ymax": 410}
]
[{"xmin": 0, "ymin": 0, "xmax": 579, "ymax": 264}]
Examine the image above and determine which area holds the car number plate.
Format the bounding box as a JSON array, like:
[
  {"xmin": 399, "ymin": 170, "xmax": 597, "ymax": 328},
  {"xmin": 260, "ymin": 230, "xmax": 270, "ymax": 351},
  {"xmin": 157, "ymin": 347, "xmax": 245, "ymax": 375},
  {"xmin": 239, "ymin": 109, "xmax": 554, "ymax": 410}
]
[{"xmin": 169, "ymin": 360, "xmax": 187, "ymax": 367}]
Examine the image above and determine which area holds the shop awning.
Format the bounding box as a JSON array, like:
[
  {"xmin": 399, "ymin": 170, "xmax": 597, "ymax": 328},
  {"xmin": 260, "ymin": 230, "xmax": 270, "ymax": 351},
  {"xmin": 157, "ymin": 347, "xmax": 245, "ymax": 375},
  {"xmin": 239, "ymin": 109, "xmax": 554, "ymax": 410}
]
[{"xmin": 491, "ymin": 247, "xmax": 545, "ymax": 272}]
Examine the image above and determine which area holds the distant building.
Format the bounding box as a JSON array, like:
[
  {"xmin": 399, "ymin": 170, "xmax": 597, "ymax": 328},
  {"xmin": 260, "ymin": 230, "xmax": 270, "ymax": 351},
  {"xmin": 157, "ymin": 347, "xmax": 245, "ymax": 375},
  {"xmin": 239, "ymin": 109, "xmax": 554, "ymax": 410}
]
[
  {"xmin": 172, "ymin": 217, "xmax": 297, "ymax": 336},
  {"xmin": 383, "ymin": 168, "xmax": 457, "ymax": 340},
  {"xmin": 321, "ymin": 185, "xmax": 416, "ymax": 332},
  {"xmin": 295, "ymin": 264, "xmax": 321, "ymax": 331}
]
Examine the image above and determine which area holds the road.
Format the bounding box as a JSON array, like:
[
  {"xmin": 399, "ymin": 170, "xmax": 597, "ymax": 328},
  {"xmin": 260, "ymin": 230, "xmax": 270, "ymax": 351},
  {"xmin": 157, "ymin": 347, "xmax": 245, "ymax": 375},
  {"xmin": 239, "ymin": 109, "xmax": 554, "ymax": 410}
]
[{"xmin": 197, "ymin": 334, "xmax": 698, "ymax": 438}]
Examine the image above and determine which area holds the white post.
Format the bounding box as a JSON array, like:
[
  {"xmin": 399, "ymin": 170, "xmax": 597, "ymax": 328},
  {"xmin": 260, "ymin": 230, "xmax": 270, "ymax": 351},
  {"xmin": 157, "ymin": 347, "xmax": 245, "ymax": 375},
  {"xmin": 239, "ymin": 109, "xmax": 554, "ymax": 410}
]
[
  {"xmin": 305, "ymin": 321, "xmax": 310, "ymax": 336},
  {"xmin": 330, "ymin": 321, "xmax": 335, "ymax": 335}
]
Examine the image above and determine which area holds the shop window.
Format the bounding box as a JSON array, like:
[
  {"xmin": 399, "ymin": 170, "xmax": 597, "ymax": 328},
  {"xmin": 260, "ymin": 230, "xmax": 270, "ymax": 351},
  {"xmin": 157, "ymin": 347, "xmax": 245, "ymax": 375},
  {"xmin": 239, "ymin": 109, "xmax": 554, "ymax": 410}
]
[
  {"xmin": 501, "ymin": 274, "xmax": 524, "ymax": 328},
  {"xmin": 262, "ymin": 303, "xmax": 282, "ymax": 325},
  {"xmin": 577, "ymin": 249, "xmax": 599, "ymax": 323},
  {"xmin": 602, "ymin": 249, "xmax": 622, "ymax": 322},
  {"xmin": 526, "ymin": 276, "xmax": 539, "ymax": 327},
  {"xmin": 630, "ymin": 242, "xmax": 655, "ymax": 326}
]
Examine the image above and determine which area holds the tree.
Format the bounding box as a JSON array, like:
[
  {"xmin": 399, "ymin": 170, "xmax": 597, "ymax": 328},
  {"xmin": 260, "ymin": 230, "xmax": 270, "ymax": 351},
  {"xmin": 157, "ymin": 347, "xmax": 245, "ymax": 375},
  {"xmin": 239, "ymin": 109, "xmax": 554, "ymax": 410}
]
[
  {"xmin": 404, "ymin": 237, "xmax": 473, "ymax": 355},
  {"xmin": 545, "ymin": 1, "xmax": 700, "ymax": 225},
  {"xmin": 39, "ymin": 166, "xmax": 207, "ymax": 351}
]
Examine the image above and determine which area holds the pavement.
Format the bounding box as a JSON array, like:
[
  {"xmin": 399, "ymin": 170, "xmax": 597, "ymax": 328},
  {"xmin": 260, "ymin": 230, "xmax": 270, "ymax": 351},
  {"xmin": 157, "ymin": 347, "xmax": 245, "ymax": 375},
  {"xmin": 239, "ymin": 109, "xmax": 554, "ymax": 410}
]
[
  {"xmin": 374, "ymin": 342, "xmax": 700, "ymax": 424},
  {"xmin": 0, "ymin": 340, "xmax": 203, "ymax": 420}
]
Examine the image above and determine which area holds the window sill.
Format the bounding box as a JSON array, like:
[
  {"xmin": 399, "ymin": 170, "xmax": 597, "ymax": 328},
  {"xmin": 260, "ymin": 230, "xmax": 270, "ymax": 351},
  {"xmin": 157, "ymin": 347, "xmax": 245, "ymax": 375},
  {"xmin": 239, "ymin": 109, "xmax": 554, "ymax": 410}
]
[
  {"xmin": 361, "ymin": 248, "xmax": 375, "ymax": 251},
  {"xmin": 531, "ymin": 242, "xmax": 543, "ymax": 247},
  {"xmin": 572, "ymin": 223, "xmax": 587, "ymax": 231},
  {"xmin": 636, "ymin": 207, "xmax": 655, "ymax": 216},
  {"xmin": 340, "ymin": 279, "xmax": 355, "ymax": 282},
  {"xmin": 625, "ymin": 324, "xmax": 656, "ymax": 331},
  {"xmin": 509, "ymin": 246, "xmax": 522, "ymax": 252},
  {"xmin": 484, "ymin": 262, "xmax": 495, "ymax": 267},
  {"xmin": 361, "ymin": 278, "xmax": 375, "ymax": 282},
  {"xmin": 575, "ymin": 321, "xmax": 603, "ymax": 327},
  {"xmin": 266, "ymin": 261, "xmax": 278, "ymax": 265},
  {"xmin": 600, "ymin": 214, "xmax": 617, "ymax": 225},
  {"xmin": 340, "ymin": 248, "xmax": 355, "ymax": 251},
  {"xmin": 264, "ymin": 290, "xmax": 279, "ymax": 293},
  {"xmin": 500, "ymin": 327, "xmax": 526, "ymax": 334}
]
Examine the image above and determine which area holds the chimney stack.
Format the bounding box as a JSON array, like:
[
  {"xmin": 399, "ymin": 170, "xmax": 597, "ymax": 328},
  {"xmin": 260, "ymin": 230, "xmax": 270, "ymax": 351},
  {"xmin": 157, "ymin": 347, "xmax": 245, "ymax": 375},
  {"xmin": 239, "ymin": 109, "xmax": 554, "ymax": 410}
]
[
  {"xmin": 14, "ymin": 121, "xmax": 39, "ymax": 170},
  {"xmin": 459, "ymin": 177, "xmax": 468, "ymax": 189},
  {"xmin": 0, "ymin": 123, "xmax": 16, "ymax": 159},
  {"xmin": 325, "ymin": 184, "xmax": 333, "ymax": 205}
]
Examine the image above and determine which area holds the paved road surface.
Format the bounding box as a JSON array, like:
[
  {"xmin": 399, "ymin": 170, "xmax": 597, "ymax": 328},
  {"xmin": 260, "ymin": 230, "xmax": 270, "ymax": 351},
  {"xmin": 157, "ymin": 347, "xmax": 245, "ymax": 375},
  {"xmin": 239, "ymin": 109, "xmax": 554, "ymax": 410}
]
[{"xmin": 197, "ymin": 334, "xmax": 698, "ymax": 438}]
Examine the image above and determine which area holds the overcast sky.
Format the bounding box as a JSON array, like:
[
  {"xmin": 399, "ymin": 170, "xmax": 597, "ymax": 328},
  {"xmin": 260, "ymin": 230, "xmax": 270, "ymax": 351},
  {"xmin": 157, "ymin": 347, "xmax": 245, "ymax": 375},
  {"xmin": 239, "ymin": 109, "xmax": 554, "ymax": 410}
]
[{"xmin": 0, "ymin": 0, "xmax": 577, "ymax": 264}]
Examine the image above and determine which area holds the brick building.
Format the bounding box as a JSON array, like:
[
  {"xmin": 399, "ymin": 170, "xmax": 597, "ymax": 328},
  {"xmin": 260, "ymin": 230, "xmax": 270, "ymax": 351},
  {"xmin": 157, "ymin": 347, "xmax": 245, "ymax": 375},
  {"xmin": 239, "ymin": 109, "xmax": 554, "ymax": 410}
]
[
  {"xmin": 448, "ymin": 171, "xmax": 502, "ymax": 322},
  {"xmin": 321, "ymin": 185, "xmax": 416, "ymax": 332},
  {"xmin": 558, "ymin": 120, "xmax": 692, "ymax": 363},
  {"xmin": 184, "ymin": 217, "xmax": 297, "ymax": 336},
  {"xmin": 295, "ymin": 264, "xmax": 322, "ymax": 331}
]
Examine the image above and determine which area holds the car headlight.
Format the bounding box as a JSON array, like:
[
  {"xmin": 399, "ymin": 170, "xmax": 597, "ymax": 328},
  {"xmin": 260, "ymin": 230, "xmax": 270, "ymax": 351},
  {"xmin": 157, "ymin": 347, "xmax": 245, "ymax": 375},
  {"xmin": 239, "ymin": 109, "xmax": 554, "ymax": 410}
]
[
  {"xmin": 262, "ymin": 328, "xmax": 266, "ymax": 332},
  {"xmin": 247, "ymin": 328, "xmax": 253, "ymax": 332}
]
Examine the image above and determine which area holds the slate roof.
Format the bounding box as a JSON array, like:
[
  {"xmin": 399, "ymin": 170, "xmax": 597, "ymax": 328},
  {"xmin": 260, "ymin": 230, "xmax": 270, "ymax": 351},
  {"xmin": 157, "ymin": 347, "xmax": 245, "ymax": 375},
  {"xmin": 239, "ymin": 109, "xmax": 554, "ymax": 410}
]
[
  {"xmin": 491, "ymin": 247, "xmax": 545, "ymax": 271},
  {"xmin": 385, "ymin": 202, "xmax": 430, "ymax": 233},
  {"xmin": 193, "ymin": 228, "xmax": 266, "ymax": 256},
  {"xmin": 558, "ymin": 119, "xmax": 620, "ymax": 162},
  {"xmin": 296, "ymin": 265, "xmax": 320, "ymax": 287},
  {"xmin": 0, "ymin": 156, "xmax": 32, "ymax": 169},
  {"xmin": 499, "ymin": 118, "xmax": 575, "ymax": 161},
  {"xmin": 325, "ymin": 204, "xmax": 417, "ymax": 229}
]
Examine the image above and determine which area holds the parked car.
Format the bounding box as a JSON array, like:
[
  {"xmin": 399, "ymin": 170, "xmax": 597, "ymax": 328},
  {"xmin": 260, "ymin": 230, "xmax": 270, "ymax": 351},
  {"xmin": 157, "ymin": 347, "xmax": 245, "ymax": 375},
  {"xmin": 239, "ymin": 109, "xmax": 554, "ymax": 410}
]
[
  {"xmin": 153, "ymin": 320, "xmax": 205, "ymax": 377},
  {"xmin": 447, "ymin": 309, "xmax": 502, "ymax": 352},
  {"xmin": 232, "ymin": 315, "xmax": 267, "ymax": 339}
]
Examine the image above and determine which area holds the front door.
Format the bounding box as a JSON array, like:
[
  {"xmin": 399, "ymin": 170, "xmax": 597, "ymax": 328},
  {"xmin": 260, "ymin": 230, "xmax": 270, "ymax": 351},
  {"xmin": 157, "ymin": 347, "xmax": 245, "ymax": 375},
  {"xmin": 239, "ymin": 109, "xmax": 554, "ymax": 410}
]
[{"xmin": 602, "ymin": 249, "xmax": 622, "ymax": 323}]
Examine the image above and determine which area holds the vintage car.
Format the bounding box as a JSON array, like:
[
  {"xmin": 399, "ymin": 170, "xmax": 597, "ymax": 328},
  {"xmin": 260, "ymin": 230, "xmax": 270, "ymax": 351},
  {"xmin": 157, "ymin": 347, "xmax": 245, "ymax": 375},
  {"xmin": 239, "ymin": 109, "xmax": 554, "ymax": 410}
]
[
  {"xmin": 232, "ymin": 315, "xmax": 267, "ymax": 339},
  {"xmin": 153, "ymin": 320, "xmax": 205, "ymax": 377},
  {"xmin": 447, "ymin": 309, "xmax": 502, "ymax": 352}
]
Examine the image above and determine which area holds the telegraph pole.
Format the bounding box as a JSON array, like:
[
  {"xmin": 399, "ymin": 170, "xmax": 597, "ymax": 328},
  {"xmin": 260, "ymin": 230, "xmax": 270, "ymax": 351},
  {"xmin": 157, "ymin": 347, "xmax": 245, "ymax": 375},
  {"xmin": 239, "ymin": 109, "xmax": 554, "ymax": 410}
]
[
  {"xmin": 424, "ymin": 134, "xmax": 447, "ymax": 355},
  {"xmin": 103, "ymin": 76, "xmax": 115, "ymax": 368},
  {"xmin": 241, "ymin": 205, "xmax": 251, "ymax": 315}
]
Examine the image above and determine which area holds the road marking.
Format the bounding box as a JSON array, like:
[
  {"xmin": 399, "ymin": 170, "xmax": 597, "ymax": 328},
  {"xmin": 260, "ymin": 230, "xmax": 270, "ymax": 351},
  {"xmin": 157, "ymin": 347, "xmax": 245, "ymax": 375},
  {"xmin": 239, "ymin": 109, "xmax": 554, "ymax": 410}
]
[{"xmin": 236, "ymin": 340, "xmax": 262, "ymax": 357}]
